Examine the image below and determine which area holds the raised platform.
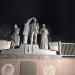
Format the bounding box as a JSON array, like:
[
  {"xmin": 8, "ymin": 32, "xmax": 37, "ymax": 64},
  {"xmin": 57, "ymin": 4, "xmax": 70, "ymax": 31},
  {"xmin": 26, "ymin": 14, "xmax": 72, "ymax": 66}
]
[
  {"xmin": 24, "ymin": 44, "xmax": 39, "ymax": 54},
  {"xmin": 39, "ymin": 49, "xmax": 56, "ymax": 55},
  {"xmin": 0, "ymin": 44, "xmax": 58, "ymax": 59},
  {"xmin": 0, "ymin": 40, "xmax": 11, "ymax": 50},
  {"xmin": 1, "ymin": 44, "xmax": 25, "ymax": 54},
  {"xmin": 1, "ymin": 44, "xmax": 57, "ymax": 55},
  {"xmin": 0, "ymin": 54, "xmax": 61, "ymax": 59}
]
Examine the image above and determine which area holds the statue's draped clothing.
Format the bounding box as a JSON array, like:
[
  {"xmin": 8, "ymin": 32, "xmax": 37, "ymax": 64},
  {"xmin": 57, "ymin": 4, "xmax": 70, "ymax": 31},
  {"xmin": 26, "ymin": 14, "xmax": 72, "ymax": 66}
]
[
  {"xmin": 11, "ymin": 28, "xmax": 20, "ymax": 47},
  {"xmin": 40, "ymin": 28, "xmax": 49, "ymax": 50}
]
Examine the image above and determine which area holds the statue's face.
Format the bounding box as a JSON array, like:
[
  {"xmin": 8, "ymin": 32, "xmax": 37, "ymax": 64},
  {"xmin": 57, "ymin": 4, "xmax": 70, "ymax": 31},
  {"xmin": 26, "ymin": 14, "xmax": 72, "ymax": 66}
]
[
  {"xmin": 14, "ymin": 24, "xmax": 17, "ymax": 29},
  {"xmin": 42, "ymin": 24, "xmax": 45, "ymax": 28}
]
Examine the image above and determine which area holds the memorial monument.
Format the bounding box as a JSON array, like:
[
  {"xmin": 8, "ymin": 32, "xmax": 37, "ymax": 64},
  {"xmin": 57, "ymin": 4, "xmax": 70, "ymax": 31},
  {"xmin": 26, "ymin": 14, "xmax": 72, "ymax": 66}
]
[{"xmin": 0, "ymin": 17, "xmax": 58, "ymax": 56}]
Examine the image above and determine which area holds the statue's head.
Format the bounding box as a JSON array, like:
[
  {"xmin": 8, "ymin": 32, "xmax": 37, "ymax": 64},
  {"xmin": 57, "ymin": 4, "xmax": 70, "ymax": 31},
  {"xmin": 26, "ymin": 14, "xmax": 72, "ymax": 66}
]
[
  {"xmin": 14, "ymin": 24, "xmax": 18, "ymax": 29},
  {"xmin": 42, "ymin": 24, "xmax": 45, "ymax": 28},
  {"xmin": 31, "ymin": 17, "xmax": 37, "ymax": 23}
]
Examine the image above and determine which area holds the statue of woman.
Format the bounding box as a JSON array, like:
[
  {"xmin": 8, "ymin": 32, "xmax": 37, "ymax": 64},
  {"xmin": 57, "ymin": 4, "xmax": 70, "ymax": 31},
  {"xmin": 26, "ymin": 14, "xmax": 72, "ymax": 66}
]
[
  {"xmin": 23, "ymin": 18, "xmax": 32, "ymax": 44},
  {"xmin": 40, "ymin": 24, "xmax": 49, "ymax": 50},
  {"xmin": 11, "ymin": 24, "xmax": 20, "ymax": 48}
]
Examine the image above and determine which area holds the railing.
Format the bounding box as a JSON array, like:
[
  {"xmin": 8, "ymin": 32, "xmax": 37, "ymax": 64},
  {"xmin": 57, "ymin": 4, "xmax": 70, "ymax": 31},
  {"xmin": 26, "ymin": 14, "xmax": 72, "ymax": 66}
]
[{"xmin": 59, "ymin": 41, "xmax": 75, "ymax": 56}]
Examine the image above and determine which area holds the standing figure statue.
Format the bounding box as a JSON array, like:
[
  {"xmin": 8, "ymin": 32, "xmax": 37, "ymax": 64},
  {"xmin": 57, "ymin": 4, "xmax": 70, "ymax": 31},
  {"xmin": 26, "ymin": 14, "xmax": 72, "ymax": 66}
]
[
  {"xmin": 30, "ymin": 17, "xmax": 39, "ymax": 44},
  {"xmin": 23, "ymin": 18, "xmax": 32, "ymax": 44},
  {"xmin": 11, "ymin": 24, "xmax": 20, "ymax": 48},
  {"xmin": 40, "ymin": 24, "xmax": 49, "ymax": 50}
]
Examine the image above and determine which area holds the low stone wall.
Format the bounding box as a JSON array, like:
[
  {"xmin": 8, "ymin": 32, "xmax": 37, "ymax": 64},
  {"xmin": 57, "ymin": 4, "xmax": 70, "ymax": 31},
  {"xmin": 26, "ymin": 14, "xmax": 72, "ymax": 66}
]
[
  {"xmin": 0, "ymin": 40, "xmax": 11, "ymax": 50},
  {"xmin": 0, "ymin": 58, "xmax": 75, "ymax": 75}
]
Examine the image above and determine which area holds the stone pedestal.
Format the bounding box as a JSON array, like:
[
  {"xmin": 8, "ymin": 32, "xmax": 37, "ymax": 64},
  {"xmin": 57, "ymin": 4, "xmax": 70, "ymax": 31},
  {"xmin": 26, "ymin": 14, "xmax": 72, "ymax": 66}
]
[
  {"xmin": 0, "ymin": 40, "xmax": 11, "ymax": 50},
  {"xmin": 24, "ymin": 44, "xmax": 39, "ymax": 54},
  {"xmin": 1, "ymin": 44, "xmax": 25, "ymax": 54},
  {"xmin": 39, "ymin": 49, "xmax": 57, "ymax": 55},
  {"xmin": 1, "ymin": 44, "xmax": 57, "ymax": 57}
]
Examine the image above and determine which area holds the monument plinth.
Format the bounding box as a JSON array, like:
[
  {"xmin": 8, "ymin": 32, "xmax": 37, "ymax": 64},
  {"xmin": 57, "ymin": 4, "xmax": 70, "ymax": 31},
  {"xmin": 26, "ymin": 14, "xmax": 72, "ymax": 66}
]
[{"xmin": 24, "ymin": 44, "xmax": 39, "ymax": 54}]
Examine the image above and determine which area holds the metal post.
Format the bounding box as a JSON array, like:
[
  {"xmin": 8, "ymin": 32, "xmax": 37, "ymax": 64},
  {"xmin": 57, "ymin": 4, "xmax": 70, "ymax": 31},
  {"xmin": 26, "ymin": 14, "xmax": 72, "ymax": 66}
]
[{"xmin": 58, "ymin": 41, "xmax": 62, "ymax": 56}]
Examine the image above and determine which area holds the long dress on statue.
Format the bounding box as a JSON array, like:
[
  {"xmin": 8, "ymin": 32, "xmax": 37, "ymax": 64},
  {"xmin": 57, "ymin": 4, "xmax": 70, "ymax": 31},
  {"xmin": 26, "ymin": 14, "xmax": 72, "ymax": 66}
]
[
  {"xmin": 40, "ymin": 28, "xmax": 49, "ymax": 50},
  {"xmin": 11, "ymin": 28, "xmax": 20, "ymax": 48}
]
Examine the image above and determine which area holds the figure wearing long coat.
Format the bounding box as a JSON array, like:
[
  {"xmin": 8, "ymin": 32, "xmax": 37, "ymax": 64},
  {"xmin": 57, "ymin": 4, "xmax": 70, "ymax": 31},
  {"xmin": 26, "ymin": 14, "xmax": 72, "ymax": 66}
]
[{"xmin": 40, "ymin": 24, "xmax": 49, "ymax": 50}]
